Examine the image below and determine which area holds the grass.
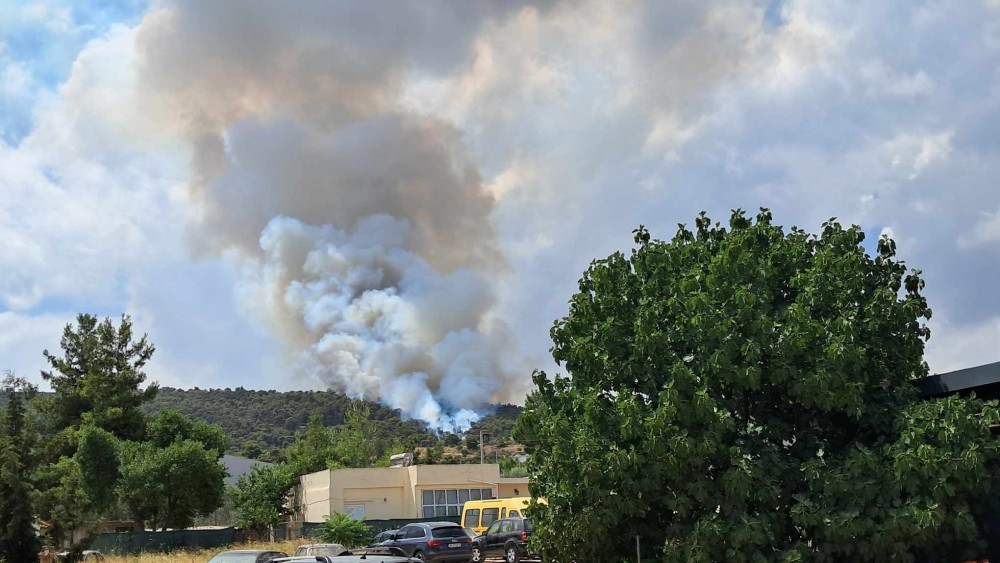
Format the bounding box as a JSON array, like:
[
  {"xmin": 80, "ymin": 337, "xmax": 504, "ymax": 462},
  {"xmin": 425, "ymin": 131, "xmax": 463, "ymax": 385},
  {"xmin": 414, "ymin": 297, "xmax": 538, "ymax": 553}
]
[{"xmin": 103, "ymin": 539, "xmax": 310, "ymax": 562}]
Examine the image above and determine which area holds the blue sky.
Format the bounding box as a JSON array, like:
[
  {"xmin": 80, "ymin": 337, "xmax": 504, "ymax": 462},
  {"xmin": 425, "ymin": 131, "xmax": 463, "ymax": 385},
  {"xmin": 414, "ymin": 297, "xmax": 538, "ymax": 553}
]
[
  {"xmin": 1, "ymin": 1, "xmax": 147, "ymax": 144},
  {"xmin": 2, "ymin": 0, "xmax": 999, "ymax": 427}
]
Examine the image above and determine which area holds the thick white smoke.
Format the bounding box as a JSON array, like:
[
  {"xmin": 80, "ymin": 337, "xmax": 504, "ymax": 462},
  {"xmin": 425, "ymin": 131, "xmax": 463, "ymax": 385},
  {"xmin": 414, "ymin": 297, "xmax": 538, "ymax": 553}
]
[
  {"xmin": 237, "ymin": 213, "xmax": 515, "ymax": 431},
  {"xmin": 133, "ymin": 2, "xmax": 533, "ymax": 430}
]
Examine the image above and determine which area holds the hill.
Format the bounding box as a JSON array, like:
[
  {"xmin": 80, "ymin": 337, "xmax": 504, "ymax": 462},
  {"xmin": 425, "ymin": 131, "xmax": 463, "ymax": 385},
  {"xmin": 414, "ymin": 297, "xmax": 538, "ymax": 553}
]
[{"xmin": 143, "ymin": 387, "xmax": 523, "ymax": 461}]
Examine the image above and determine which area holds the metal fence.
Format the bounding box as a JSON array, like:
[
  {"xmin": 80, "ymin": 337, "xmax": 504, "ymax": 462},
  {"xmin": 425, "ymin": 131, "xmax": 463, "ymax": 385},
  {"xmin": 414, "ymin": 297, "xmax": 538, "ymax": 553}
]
[
  {"xmin": 90, "ymin": 527, "xmax": 238, "ymax": 554},
  {"xmin": 89, "ymin": 516, "xmax": 464, "ymax": 555}
]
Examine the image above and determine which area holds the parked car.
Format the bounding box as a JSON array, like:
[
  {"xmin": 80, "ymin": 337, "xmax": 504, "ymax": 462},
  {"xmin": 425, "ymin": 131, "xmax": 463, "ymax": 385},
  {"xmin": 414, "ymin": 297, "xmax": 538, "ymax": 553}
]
[
  {"xmin": 462, "ymin": 528, "xmax": 477, "ymax": 540},
  {"xmin": 384, "ymin": 521, "xmax": 473, "ymax": 561},
  {"xmin": 369, "ymin": 529, "xmax": 399, "ymax": 546},
  {"xmin": 272, "ymin": 547, "xmax": 419, "ymax": 562},
  {"xmin": 470, "ymin": 517, "xmax": 537, "ymax": 563},
  {"xmin": 206, "ymin": 550, "xmax": 287, "ymax": 563},
  {"xmin": 294, "ymin": 544, "xmax": 349, "ymax": 557},
  {"xmin": 57, "ymin": 550, "xmax": 105, "ymax": 562}
]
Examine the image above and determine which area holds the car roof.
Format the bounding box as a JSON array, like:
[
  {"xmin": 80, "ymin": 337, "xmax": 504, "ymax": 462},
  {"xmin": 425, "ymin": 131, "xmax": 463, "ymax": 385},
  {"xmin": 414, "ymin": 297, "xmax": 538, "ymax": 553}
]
[
  {"xmin": 410, "ymin": 521, "xmax": 462, "ymax": 528},
  {"xmin": 298, "ymin": 544, "xmax": 345, "ymax": 548},
  {"xmin": 217, "ymin": 550, "xmax": 276, "ymax": 554}
]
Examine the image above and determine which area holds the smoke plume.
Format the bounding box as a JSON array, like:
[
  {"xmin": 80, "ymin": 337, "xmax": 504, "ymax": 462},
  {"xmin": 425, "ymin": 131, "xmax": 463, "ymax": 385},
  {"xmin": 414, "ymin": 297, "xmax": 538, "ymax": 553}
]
[{"xmin": 134, "ymin": 1, "xmax": 531, "ymax": 430}]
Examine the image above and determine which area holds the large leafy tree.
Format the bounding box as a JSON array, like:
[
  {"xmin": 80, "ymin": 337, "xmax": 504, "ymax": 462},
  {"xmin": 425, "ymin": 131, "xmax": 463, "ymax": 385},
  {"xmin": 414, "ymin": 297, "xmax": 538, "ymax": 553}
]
[
  {"xmin": 233, "ymin": 463, "xmax": 296, "ymax": 535},
  {"xmin": 115, "ymin": 411, "xmax": 228, "ymax": 530},
  {"xmin": 515, "ymin": 209, "xmax": 1000, "ymax": 562},
  {"xmin": 0, "ymin": 374, "xmax": 41, "ymax": 563},
  {"xmin": 39, "ymin": 314, "xmax": 157, "ymax": 443}
]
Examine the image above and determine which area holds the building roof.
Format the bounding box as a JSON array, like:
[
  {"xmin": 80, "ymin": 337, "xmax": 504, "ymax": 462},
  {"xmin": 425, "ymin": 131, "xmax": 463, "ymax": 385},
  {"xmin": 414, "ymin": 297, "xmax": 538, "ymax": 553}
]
[
  {"xmin": 221, "ymin": 455, "xmax": 272, "ymax": 486},
  {"xmin": 914, "ymin": 361, "xmax": 1000, "ymax": 399}
]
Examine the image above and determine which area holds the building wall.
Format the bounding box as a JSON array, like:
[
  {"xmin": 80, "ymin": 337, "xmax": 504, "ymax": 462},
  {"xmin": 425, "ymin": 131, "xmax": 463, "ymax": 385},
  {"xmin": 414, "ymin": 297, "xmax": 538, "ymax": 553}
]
[
  {"xmin": 299, "ymin": 470, "xmax": 334, "ymax": 523},
  {"xmin": 297, "ymin": 464, "xmax": 530, "ymax": 522}
]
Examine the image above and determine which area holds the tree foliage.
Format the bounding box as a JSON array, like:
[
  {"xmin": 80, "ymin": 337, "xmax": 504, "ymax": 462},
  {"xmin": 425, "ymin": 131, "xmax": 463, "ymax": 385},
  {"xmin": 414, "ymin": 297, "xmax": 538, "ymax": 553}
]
[
  {"xmin": 0, "ymin": 374, "xmax": 40, "ymax": 563},
  {"xmin": 115, "ymin": 418, "xmax": 227, "ymax": 530},
  {"xmin": 233, "ymin": 464, "xmax": 296, "ymax": 534},
  {"xmin": 515, "ymin": 210, "xmax": 1000, "ymax": 562},
  {"xmin": 319, "ymin": 512, "xmax": 373, "ymax": 548},
  {"xmin": 40, "ymin": 314, "xmax": 156, "ymax": 443}
]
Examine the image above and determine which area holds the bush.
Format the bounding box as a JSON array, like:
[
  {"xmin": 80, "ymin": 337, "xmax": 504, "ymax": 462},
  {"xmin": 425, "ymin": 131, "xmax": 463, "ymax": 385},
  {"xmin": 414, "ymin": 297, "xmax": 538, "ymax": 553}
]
[{"xmin": 319, "ymin": 512, "xmax": 373, "ymax": 548}]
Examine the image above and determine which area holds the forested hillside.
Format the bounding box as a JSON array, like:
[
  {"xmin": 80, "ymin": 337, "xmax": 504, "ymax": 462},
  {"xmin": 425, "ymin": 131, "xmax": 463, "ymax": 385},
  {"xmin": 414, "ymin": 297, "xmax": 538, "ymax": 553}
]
[{"xmin": 143, "ymin": 387, "xmax": 523, "ymax": 460}]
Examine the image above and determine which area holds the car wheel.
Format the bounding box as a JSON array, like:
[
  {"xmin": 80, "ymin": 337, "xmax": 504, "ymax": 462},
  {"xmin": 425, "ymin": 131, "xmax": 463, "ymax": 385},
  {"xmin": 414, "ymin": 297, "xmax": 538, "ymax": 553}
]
[
  {"xmin": 471, "ymin": 546, "xmax": 483, "ymax": 562},
  {"xmin": 505, "ymin": 544, "xmax": 521, "ymax": 563},
  {"xmin": 414, "ymin": 551, "xmax": 425, "ymax": 561}
]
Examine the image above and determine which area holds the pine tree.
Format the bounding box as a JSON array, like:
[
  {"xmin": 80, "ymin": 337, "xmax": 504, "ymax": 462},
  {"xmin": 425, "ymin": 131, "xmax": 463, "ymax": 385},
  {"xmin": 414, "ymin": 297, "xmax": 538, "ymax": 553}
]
[{"xmin": 0, "ymin": 374, "xmax": 40, "ymax": 563}]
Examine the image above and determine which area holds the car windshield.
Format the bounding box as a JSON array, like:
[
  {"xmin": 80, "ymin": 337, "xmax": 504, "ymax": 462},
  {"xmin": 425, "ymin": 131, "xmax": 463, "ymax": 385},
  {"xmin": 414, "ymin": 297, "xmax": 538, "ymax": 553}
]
[
  {"xmin": 297, "ymin": 546, "xmax": 344, "ymax": 556},
  {"xmin": 207, "ymin": 554, "xmax": 261, "ymax": 563},
  {"xmin": 431, "ymin": 526, "xmax": 467, "ymax": 538}
]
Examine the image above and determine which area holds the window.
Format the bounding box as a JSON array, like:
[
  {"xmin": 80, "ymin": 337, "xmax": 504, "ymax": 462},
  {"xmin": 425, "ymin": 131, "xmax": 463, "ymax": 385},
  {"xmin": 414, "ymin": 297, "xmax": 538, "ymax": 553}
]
[
  {"xmin": 509, "ymin": 510, "xmax": 520, "ymax": 518},
  {"xmin": 407, "ymin": 526, "xmax": 426, "ymax": 539},
  {"xmin": 421, "ymin": 488, "xmax": 495, "ymax": 518},
  {"xmin": 501, "ymin": 508, "xmax": 507, "ymax": 518},
  {"xmin": 463, "ymin": 509, "xmax": 480, "ymax": 528},
  {"xmin": 486, "ymin": 521, "xmax": 501, "ymax": 535},
  {"xmin": 499, "ymin": 520, "xmax": 512, "ymax": 533},
  {"xmin": 432, "ymin": 527, "xmax": 467, "ymax": 538},
  {"xmin": 482, "ymin": 508, "xmax": 500, "ymax": 528}
]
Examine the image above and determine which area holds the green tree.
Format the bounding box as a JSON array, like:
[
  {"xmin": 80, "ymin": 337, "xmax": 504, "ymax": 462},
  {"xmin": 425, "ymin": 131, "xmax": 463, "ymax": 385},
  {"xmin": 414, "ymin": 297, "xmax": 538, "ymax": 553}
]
[
  {"xmin": 515, "ymin": 210, "xmax": 1000, "ymax": 562},
  {"xmin": 233, "ymin": 464, "xmax": 296, "ymax": 535},
  {"xmin": 319, "ymin": 512, "xmax": 372, "ymax": 548},
  {"xmin": 334, "ymin": 403, "xmax": 382, "ymax": 468},
  {"xmin": 0, "ymin": 374, "xmax": 40, "ymax": 563},
  {"xmin": 74, "ymin": 425, "xmax": 120, "ymax": 515},
  {"xmin": 33, "ymin": 457, "xmax": 93, "ymax": 548},
  {"xmin": 39, "ymin": 314, "xmax": 157, "ymax": 443},
  {"xmin": 285, "ymin": 412, "xmax": 339, "ymax": 476},
  {"xmin": 145, "ymin": 409, "xmax": 228, "ymax": 458},
  {"xmin": 117, "ymin": 438, "xmax": 226, "ymax": 530}
]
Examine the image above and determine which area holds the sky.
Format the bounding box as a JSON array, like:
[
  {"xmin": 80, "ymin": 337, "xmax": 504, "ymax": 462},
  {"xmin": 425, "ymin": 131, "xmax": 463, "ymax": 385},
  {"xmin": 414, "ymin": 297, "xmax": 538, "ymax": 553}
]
[{"xmin": 1, "ymin": 0, "xmax": 999, "ymax": 428}]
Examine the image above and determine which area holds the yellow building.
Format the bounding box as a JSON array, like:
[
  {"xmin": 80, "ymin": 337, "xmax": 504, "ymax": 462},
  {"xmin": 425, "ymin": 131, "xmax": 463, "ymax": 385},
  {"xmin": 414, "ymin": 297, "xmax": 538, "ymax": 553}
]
[{"xmin": 296, "ymin": 464, "xmax": 529, "ymax": 522}]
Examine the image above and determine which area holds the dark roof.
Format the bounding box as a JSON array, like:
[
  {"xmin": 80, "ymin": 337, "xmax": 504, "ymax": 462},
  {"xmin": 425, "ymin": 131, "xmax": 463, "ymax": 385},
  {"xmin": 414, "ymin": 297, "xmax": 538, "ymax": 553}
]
[
  {"xmin": 914, "ymin": 361, "xmax": 1000, "ymax": 399},
  {"xmin": 221, "ymin": 455, "xmax": 272, "ymax": 486}
]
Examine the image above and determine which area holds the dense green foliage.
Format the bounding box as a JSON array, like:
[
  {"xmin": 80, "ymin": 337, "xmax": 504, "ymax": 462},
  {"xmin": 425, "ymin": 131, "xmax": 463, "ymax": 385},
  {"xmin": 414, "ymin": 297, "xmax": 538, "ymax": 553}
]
[
  {"xmin": 319, "ymin": 512, "xmax": 373, "ymax": 548},
  {"xmin": 233, "ymin": 464, "xmax": 296, "ymax": 534},
  {"xmin": 516, "ymin": 210, "xmax": 1000, "ymax": 562},
  {"xmin": 144, "ymin": 387, "xmax": 522, "ymax": 461},
  {"xmin": 39, "ymin": 314, "xmax": 157, "ymax": 443},
  {"xmin": 0, "ymin": 375, "xmax": 40, "ymax": 563},
  {"xmin": 25, "ymin": 315, "xmax": 228, "ymax": 544}
]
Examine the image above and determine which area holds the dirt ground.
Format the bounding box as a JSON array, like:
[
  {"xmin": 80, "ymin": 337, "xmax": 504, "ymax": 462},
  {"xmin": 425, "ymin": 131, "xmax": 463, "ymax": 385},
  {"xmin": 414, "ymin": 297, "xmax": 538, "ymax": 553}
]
[{"xmin": 103, "ymin": 539, "xmax": 309, "ymax": 563}]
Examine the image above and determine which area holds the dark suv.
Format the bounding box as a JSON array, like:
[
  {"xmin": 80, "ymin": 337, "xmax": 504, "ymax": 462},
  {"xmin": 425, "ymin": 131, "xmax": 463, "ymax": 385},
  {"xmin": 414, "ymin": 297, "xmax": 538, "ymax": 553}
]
[
  {"xmin": 470, "ymin": 517, "xmax": 536, "ymax": 563},
  {"xmin": 387, "ymin": 521, "xmax": 473, "ymax": 561}
]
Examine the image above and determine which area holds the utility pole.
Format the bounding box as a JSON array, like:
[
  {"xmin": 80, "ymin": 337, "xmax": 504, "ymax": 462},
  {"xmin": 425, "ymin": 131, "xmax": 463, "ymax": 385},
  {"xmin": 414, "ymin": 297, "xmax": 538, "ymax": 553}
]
[{"xmin": 480, "ymin": 430, "xmax": 489, "ymax": 464}]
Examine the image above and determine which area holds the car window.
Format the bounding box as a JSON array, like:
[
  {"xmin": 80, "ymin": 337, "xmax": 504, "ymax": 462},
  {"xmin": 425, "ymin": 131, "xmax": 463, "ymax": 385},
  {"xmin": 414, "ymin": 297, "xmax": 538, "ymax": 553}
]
[
  {"xmin": 431, "ymin": 526, "xmax": 467, "ymax": 538},
  {"xmin": 482, "ymin": 507, "xmax": 500, "ymax": 527},
  {"xmin": 463, "ymin": 508, "xmax": 480, "ymax": 528},
  {"xmin": 499, "ymin": 520, "xmax": 512, "ymax": 533},
  {"xmin": 486, "ymin": 521, "xmax": 502, "ymax": 535},
  {"xmin": 397, "ymin": 526, "xmax": 414, "ymax": 539},
  {"xmin": 407, "ymin": 526, "xmax": 426, "ymax": 539},
  {"xmin": 501, "ymin": 507, "xmax": 507, "ymax": 518},
  {"xmin": 511, "ymin": 520, "xmax": 522, "ymax": 531},
  {"xmin": 509, "ymin": 510, "xmax": 520, "ymax": 518}
]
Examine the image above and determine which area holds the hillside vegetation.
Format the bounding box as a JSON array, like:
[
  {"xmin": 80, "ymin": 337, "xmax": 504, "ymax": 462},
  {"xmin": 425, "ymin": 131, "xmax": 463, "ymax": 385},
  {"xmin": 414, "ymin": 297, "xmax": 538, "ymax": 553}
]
[{"xmin": 143, "ymin": 387, "xmax": 523, "ymax": 461}]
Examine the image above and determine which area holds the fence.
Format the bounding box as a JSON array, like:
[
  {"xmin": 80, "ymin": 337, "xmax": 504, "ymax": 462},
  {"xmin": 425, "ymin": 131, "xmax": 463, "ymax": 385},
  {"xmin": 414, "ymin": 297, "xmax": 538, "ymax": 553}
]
[
  {"xmin": 89, "ymin": 516, "xmax": 464, "ymax": 555},
  {"xmin": 90, "ymin": 527, "xmax": 237, "ymax": 554}
]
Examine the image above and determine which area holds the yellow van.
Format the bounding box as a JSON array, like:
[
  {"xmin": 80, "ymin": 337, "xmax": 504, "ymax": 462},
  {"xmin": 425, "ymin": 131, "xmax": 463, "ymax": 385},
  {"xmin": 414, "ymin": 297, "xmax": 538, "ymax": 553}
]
[{"xmin": 461, "ymin": 497, "xmax": 535, "ymax": 535}]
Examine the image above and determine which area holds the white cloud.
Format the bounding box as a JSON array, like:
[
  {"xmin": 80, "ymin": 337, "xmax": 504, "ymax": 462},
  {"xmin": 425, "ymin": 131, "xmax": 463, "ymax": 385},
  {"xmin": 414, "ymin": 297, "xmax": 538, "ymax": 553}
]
[
  {"xmin": 959, "ymin": 208, "xmax": 1000, "ymax": 248},
  {"xmin": 3, "ymin": 0, "xmax": 1000, "ymax": 403}
]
